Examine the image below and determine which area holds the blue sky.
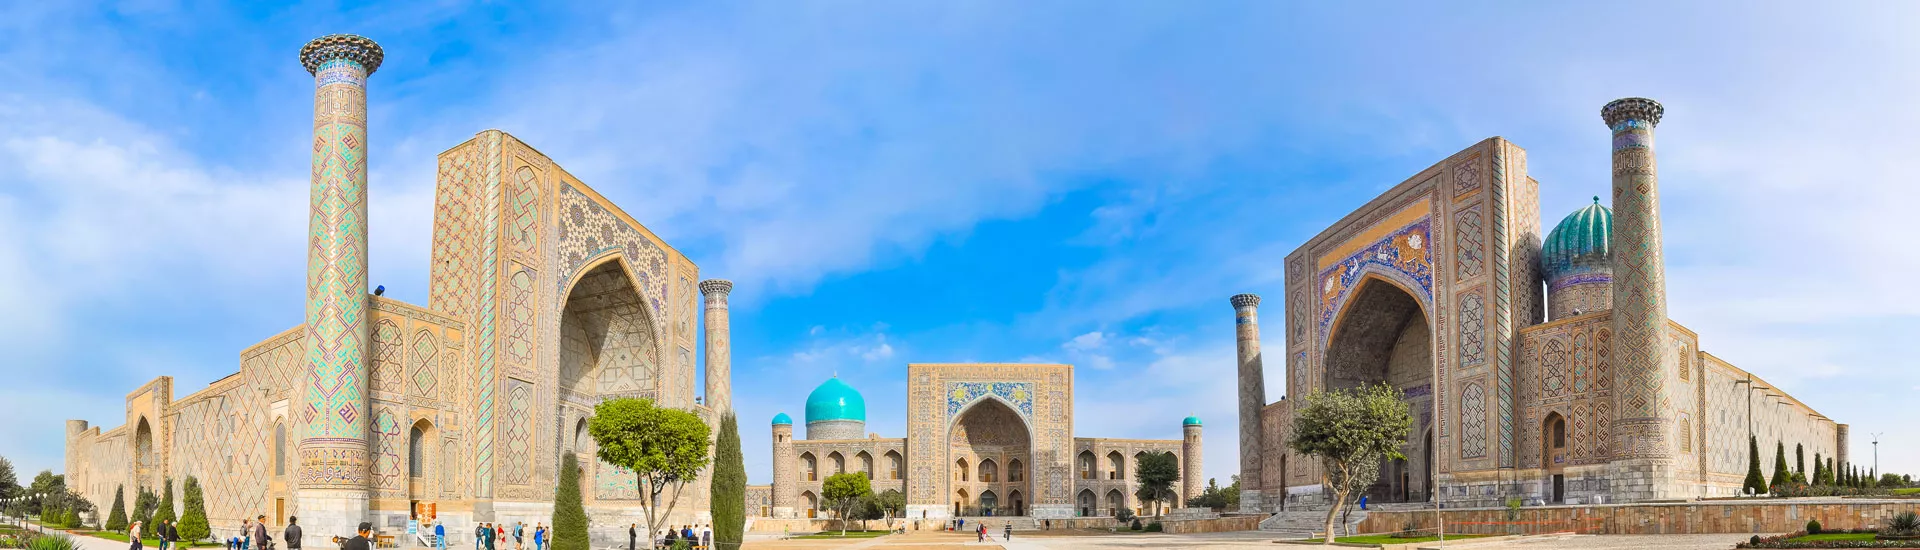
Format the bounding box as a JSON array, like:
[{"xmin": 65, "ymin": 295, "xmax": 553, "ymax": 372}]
[{"xmin": 3, "ymin": 2, "xmax": 1919, "ymax": 487}]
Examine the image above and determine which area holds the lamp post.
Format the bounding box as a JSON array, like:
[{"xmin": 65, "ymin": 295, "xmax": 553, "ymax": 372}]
[
  {"xmin": 1732, "ymin": 375, "xmax": 1770, "ymax": 440},
  {"xmin": 1872, "ymin": 433, "xmax": 1884, "ymax": 484}
]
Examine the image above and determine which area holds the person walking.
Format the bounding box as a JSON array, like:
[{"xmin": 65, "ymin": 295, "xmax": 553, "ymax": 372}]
[
  {"xmin": 130, "ymin": 521, "xmax": 145, "ymax": 550},
  {"xmin": 699, "ymin": 525, "xmax": 711, "ymax": 550},
  {"xmin": 283, "ymin": 516, "xmax": 302, "ymax": 550},
  {"xmin": 433, "ymin": 521, "xmax": 445, "ymax": 550},
  {"xmin": 254, "ymin": 515, "xmax": 271, "ymax": 550},
  {"xmin": 239, "ymin": 520, "xmax": 251, "ymax": 550},
  {"xmin": 495, "ymin": 524, "xmax": 505, "ymax": 550},
  {"xmin": 512, "ymin": 523, "xmax": 523, "ymax": 550},
  {"xmin": 474, "ymin": 523, "xmax": 487, "ymax": 550},
  {"xmin": 1003, "ymin": 522, "xmax": 1011, "ymax": 541},
  {"xmin": 531, "ymin": 524, "xmax": 544, "ymax": 550},
  {"xmin": 626, "ymin": 524, "xmax": 636, "ymax": 550}
]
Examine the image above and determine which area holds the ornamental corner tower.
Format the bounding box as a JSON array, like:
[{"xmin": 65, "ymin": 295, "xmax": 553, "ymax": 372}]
[
  {"xmin": 296, "ymin": 33, "xmax": 383, "ymax": 537},
  {"xmin": 1602, "ymin": 97, "xmax": 1678, "ymax": 500},
  {"xmin": 701, "ymin": 279, "xmax": 735, "ymax": 413},
  {"xmin": 1231, "ymin": 293, "xmax": 1265, "ymax": 512}
]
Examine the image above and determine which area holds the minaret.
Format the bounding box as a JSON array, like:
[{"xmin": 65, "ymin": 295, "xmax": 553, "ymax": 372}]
[
  {"xmin": 1181, "ymin": 416, "xmax": 1204, "ymax": 506},
  {"xmin": 1231, "ymin": 293, "xmax": 1265, "ymax": 512},
  {"xmin": 771, "ymin": 413, "xmax": 796, "ymax": 519},
  {"xmin": 701, "ymin": 279, "xmax": 734, "ymax": 413},
  {"xmin": 295, "ymin": 33, "xmax": 382, "ymax": 537},
  {"xmin": 1836, "ymin": 424, "xmax": 1850, "ymax": 471},
  {"xmin": 1602, "ymin": 97, "xmax": 1677, "ymax": 500}
]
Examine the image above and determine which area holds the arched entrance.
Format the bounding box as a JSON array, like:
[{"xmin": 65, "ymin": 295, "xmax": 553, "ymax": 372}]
[
  {"xmin": 1324, "ymin": 277, "xmax": 1434, "ymax": 503},
  {"xmin": 558, "ymin": 257, "xmax": 660, "ymax": 502},
  {"xmin": 408, "ymin": 419, "xmax": 435, "ymax": 521},
  {"xmin": 1077, "ymin": 489, "xmax": 1094, "ymax": 517},
  {"xmin": 134, "ymin": 417, "xmax": 155, "ymax": 491},
  {"xmin": 949, "ymin": 398, "xmax": 1031, "ymax": 516},
  {"xmin": 1542, "ymin": 412, "xmax": 1568, "ymax": 503}
]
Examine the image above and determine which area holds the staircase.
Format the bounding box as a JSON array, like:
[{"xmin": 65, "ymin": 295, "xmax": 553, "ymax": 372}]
[{"xmin": 1260, "ymin": 510, "xmax": 1368, "ymax": 539}]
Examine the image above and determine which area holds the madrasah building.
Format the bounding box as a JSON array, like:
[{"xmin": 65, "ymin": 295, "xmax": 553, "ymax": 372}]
[
  {"xmin": 1231, "ymin": 98, "xmax": 1845, "ymax": 511},
  {"xmin": 61, "ymin": 34, "xmax": 1206, "ymax": 545}
]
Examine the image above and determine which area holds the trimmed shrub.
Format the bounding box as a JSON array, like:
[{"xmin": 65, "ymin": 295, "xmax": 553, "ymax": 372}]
[
  {"xmin": 176, "ymin": 477, "xmax": 210, "ymax": 542},
  {"xmin": 105, "ymin": 487, "xmax": 128, "ymax": 532},
  {"xmin": 1806, "ymin": 519, "xmax": 1822, "ymax": 534},
  {"xmin": 1145, "ymin": 522, "xmax": 1163, "ymax": 532}
]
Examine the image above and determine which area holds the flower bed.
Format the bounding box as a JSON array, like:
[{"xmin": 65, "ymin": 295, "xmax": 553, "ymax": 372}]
[{"xmin": 1738, "ymin": 529, "xmax": 1920, "ymax": 548}]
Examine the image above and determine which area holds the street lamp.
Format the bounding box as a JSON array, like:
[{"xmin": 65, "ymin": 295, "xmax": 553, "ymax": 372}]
[
  {"xmin": 1872, "ymin": 433, "xmax": 1884, "ymax": 484},
  {"xmin": 1732, "ymin": 376, "xmax": 1771, "ymax": 440}
]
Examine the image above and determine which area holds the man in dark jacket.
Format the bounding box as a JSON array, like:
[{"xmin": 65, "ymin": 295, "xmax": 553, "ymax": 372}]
[
  {"xmin": 345, "ymin": 522, "xmax": 374, "ymax": 550},
  {"xmin": 254, "ymin": 516, "xmax": 271, "ymax": 550},
  {"xmin": 626, "ymin": 524, "xmax": 635, "ymax": 550},
  {"xmin": 475, "ymin": 524, "xmax": 486, "ymax": 550},
  {"xmin": 283, "ymin": 516, "xmax": 302, "ymax": 550}
]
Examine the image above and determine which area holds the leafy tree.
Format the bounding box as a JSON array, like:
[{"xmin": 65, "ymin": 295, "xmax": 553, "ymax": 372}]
[
  {"xmin": 551, "ymin": 453, "xmax": 589, "ymax": 550},
  {"xmin": 29, "ymin": 470, "xmax": 63, "ymax": 515},
  {"xmin": 106, "ymin": 486, "xmax": 129, "ymax": 532},
  {"xmin": 131, "ymin": 487, "xmax": 157, "ymax": 528},
  {"xmin": 1187, "ymin": 478, "xmax": 1225, "ymax": 510},
  {"xmin": 1223, "ymin": 475, "xmax": 1241, "ymax": 510},
  {"xmin": 820, "ymin": 473, "xmax": 872, "ymax": 536},
  {"xmin": 0, "ymin": 456, "xmax": 19, "ymax": 499},
  {"xmin": 588, "ymin": 398, "xmax": 710, "ymax": 539},
  {"xmin": 153, "ymin": 478, "xmax": 176, "ymax": 525},
  {"xmin": 708, "ymin": 413, "xmax": 745, "ymax": 549},
  {"xmin": 1742, "ymin": 435, "xmax": 1768, "ymax": 495},
  {"xmin": 1287, "ymin": 383, "xmax": 1412, "ymax": 544},
  {"xmin": 870, "ymin": 490, "xmax": 904, "ymax": 523},
  {"xmin": 1770, "ymin": 440, "xmax": 1790, "ymax": 489},
  {"xmin": 1796, "ymin": 444, "xmax": 1806, "ymax": 479},
  {"xmin": 176, "ymin": 476, "xmax": 210, "ymax": 542},
  {"xmin": 1132, "ymin": 451, "xmax": 1180, "ymax": 523}
]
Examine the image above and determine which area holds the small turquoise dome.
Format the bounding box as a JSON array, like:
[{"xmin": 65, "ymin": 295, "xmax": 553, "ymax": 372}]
[
  {"xmin": 1183, "ymin": 416, "xmax": 1203, "ymax": 427},
  {"xmin": 1541, "ymin": 197, "xmax": 1613, "ymax": 287},
  {"xmin": 805, "ymin": 377, "xmax": 866, "ymax": 424},
  {"xmin": 772, "ymin": 413, "xmax": 792, "ymax": 426}
]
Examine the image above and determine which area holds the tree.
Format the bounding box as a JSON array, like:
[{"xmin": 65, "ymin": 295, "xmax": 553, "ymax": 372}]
[
  {"xmin": 154, "ymin": 478, "xmax": 176, "ymax": 525},
  {"xmin": 29, "ymin": 470, "xmax": 64, "ymax": 515},
  {"xmin": 551, "ymin": 453, "xmax": 589, "ymax": 550},
  {"xmin": 0, "ymin": 456, "xmax": 19, "ymax": 499},
  {"xmin": 1813, "ymin": 453, "xmax": 1825, "ymax": 486},
  {"xmin": 106, "ymin": 486, "xmax": 129, "ymax": 532},
  {"xmin": 176, "ymin": 476, "xmax": 210, "ymax": 542},
  {"xmin": 1287, "ymin": 383, "xmax": 1412, "ymax": 544},
  {"xmin": 1223, "ymin": 475, "xmax": 1242, "ymax": 510},
  {"xmin": 1742, "ymin": 435, "xmax": 1768, "ymax": 496},
  {"xmin": 821, "ymin": 473, "xmax": 872, "ymax": 536},
  {"xmin": 1827, "ymin": 458, "xmax": 1836, "ymax": 486},
  {"xmin": 1133, "ymin": 451, "xmax": 1180, "ymax": 522},
  {"xmin": 131, "ymin": 487, "xmax": 157, "ymax": 527},
  {"xmin": 870, "ymin": 490, "xmax": 904, "ymax": 524},
  {"xmin": 588, "ymin": 398, "xmax": 711, "ymax": 538},
  {"xmin": 1795, "ymin": 444, "xmax": 1806, "ymax": 479},
  {"xmin": 708, "ymin": 413, "xmax": 745, "ymax": 548},
  {"xmin": 1187, "ymin": 478, "xmax": 1226, "ymax": 510},
  {"xmin": 1770, "ymin": 440, "xmax": 1790, "ymax": 489}
]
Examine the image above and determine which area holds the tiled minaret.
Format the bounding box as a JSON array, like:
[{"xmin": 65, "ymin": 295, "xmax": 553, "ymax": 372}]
[
  {"xmin": 296, "ymin": 34, "xmax": 382, "ymax": 538},
  {"xmin": 1181, "ymin": 416, "xmax": 1204, "ymax": 506},
  {"xmin": 770, "ymin": 414, "xmax": 797, "ymax": 519},
  {"xmin": 1602, "ymin": 97, "xmax": 1678, "ymax": 500},
  {"xmin": 1231, "ymin": 293, "xmax": 1266, "ymax": 512},
  {"xmin": 701, "ymin": 279, "xmax": 734, "ymax": 413}
]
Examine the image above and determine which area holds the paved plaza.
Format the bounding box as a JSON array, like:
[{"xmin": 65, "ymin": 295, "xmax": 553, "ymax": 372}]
[{"xmin": 736, "ymin": 529, "xmax": 1766, "ymax": 550}]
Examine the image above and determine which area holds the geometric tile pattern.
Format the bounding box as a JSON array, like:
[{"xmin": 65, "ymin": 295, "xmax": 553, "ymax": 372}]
[
  {"xmin": 373, "ymin": 320, "xmax": 402, "ymax": 394},
  {"xmin": 1572, "ymin": 332, "xmax": 1592, "ymax": 393},
  {"xmin": 372, "ymin": 407, "xmax": 403, "ymax": 497},
  {"xmin": 1604, "ymin": 101, "xmax": 1673, "ymax": 461},
  {"xmin": 907, "ymin": 364, "xmax": 1073, "ymax": 516},
  {"xmin": 1454, "ymin": 205, "xmax": 1485, "ymax": 281},
  {"xmin": 504, "ymin": 380, "xmax": 533, "ymax": 485},
  {"xmin": 504, "ymin": 263, "xmax": 537, "ymax": 366},
  {"xmin": 1491, "ymin": 145, "xmax": 1516, "ymax": 469},
  {"xmin": 944, "ymin": 382, "xmax": 1036, "ymax": 420},
  {"xmin": 1457, "ymin": 289, "xmax": 1487, "ymax": 366},
  {"xmin": 1316, "ymin": 217, "xmax": 1433, "ymax": 344},
  {"xmin": 411, "ymin": 330, "xmax": 439, "ymax": 397},
  {"xmin": 508, "ymin": 166, "xmax": 541, "ymax": 254},
  {"xmin": 299, "ymin": 56, "xmax": 373, "ymax": 488},
  {"xmin": 1541, "ymin": 338, "xmax": 1569, "ymax": 398},
  {"xmin": 1460, "ymin": 381, "xmax": 1487, "ymax": 459}
]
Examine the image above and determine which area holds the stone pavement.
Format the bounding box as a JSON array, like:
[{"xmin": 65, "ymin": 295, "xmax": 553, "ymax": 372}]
[{"xmin": 1466, "ymin": 533, "xmax": 1759, "ymax": 550}]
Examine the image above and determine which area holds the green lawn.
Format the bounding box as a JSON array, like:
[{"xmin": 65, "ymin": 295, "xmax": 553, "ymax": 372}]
[
  {"xmin": 1303, "ymin": 534, "xmax": 1493, "ymax": 545},
  {"xmin": 791, "ymin": 530, "xmax": 891, "ymax": 539},
  {"xmin": 1893, "ymin": 487, "xmax": 1920, "ymax": 495},
  {"xmin": 1789, "ymin": 532, "xmax": 1878, "ymax": 542}
]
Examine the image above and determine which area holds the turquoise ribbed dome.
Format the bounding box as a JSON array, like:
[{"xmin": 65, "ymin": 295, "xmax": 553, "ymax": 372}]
[
  {"xmin": 1541, "ymin": 197, "xmax": 1613, "ymax": 286},
  {"xmin": 1183, "ymin": 416, "xmax": 1203, "ymax": 427},
  {"xmin": 804, "ymin": 377, "xmax": 866, "ymax": 424},
  {"xmin": 771, "ymin": 413, "xmax": 792, "ymax": 426}
]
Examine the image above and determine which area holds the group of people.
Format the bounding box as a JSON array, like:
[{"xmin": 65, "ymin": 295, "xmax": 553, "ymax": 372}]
[
  {"xmin": 948, "ymin": 518, "xmax": 1012, "ymax": 543},
  {"xmin": 124, "ymin": 519, "xmax": 183, "ymax": 550},
  {"xmin": 630, "ymin": 523, "xmax": 714, "ymax": 550},
  {"xmin": 224, "ymin": 515, "xmax": 296, "ymax": 550},
  {"xmin": 469, "ymin": 521, "xmax": 547, "ymax": 550}
]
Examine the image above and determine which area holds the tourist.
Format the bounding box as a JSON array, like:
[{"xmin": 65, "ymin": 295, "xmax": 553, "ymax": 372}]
[
  {"xmin": 699, "ymin": 525, "xmax": 711, "ymax": 549},
  {"xmin": 512, "ymin": 522, "xmax": 523, "ymax": 550},
  {"xmin": 532, "ymin": 524, "xmax": 544, "ymax": 550},
  {"xmin": 254, "ymin": 515, "xmax": 271, "ymax": 550},
  {"xmin": 474, "ymin": 523, "xmax": 487, "ymax": 550},
  {"xmin": 130, "ymin": 520, "xmax": 144, "ymax": 550},
  {"xmin": 495, "ymin": 523, "xmax": 505, "ymax": 549},
  {"xmin": 627, "ymin": 523, "xmax": 636, "ymax": 550},
  {"xmin": 432, "ymin": 521, "xmax": 444, "ymax": 550},
  {"xmin": 664, "ymin": 526, "xmax": 678, "ymax": 548},
  {"xmin": 975, "ymin": 523, "xmax": 984, "ymax": 543},
  {"xmin": 1003, "ymin": 522, "xmax": 1011, "ymax": 541},
  {"xmin": 482, "ymin": 522, "xmax": 495, "ymax": 550},
  {"xmin": 284, "ymin": 516, "xmax": 302, "ymax": 550},
  {"xmin": 345, "ymin": 522, "xmax": 375, "ymax": 550},
  {"xmin": 679, "ymin": 525, "xmax": 692, "ymax": 543}
]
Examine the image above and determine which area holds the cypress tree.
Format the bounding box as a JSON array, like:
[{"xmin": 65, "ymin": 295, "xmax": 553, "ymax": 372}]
[
  {"xmin": 1813, "ymin": 453, "xmax": 1825, "ymax": 485},
  {"xmin": 153, "ymin": 478, "xmax": 176, "ymax": 525},
  {"xmin": 1795, "ymin": 444, "xmax": 1806, "ymax": 479},
  {"xmin": 552, "ymin": 453, "xmax": 589, "ymax": 550},
  {"xmin": 106, "ymin": 485, "xmax": 129, "ymax": 532},
  {"xmin": 177, "ymin": 476, "xmax": 210, "ymax": 542},
  {"xmin": 1770, "ymin": 440, "xmax": 1790, "ymax": 489},
  {"xmin": 1743, "ymin": 435, "xmax": 1769, "ymax": 495},
  {"xmin": 709, "ymin": 413, "xmax": 744, "ymax": 548},
  {"xmin": 131, "ymin": 487, "xmax": 157, "ymax": 527},
  {"xmin": 1827, "ymin": 458, "xmax": 1836, "ymax": 486}
]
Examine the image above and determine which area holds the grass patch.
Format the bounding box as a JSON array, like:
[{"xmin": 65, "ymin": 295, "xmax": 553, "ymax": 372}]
[
  {"xmin": 1302, "ymin": 534, "xmax": 1494, "ymax": 545},
  {"xmin": 1894, "ymin": 488, "xmax": 1920, "ymax": 495},
  {"xmin": 791, "ymin": 530, "xmax": 891, "ymax": 539},
  {"xmin": 1788, "ymin": 532, "xmax": 1878, "ymax": 542}
]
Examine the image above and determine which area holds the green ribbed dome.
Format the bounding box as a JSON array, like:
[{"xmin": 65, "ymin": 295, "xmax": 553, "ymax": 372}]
[
  {"xmin": 805, "ymin": 377, "xmax": 866, "ymax": 424},
  {"xmin": 1183, "ymin": 416, "xmax": 1203, "ymax": 427},
  {"xmin": 772, "ymin": 412, "xmax": 792, "ymax": 426},
  {"xmin": 1541, "ymin": 197, "xmax": 1613, "ymax": 287}
]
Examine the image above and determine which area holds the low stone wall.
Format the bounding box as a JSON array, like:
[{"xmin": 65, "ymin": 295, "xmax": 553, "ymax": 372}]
[
  {"xmin": 1161, "ymin": 514, "xmax": 1264, "ymax": 534},
  {"xmin": 1356, "ymin": 499, "xmax": 1920, "ymax": 536}
]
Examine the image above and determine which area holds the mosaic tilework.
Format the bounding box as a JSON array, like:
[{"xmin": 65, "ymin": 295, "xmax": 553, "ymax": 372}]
[
  {"xmin": 473, "ymin": 132, "xmax": 502, "ymax": 499},
  {"xmin": 299, "ymin": 54, "xmax": 373, "ymax": 490},
  {"xmin": 1542, "ymin": 338, "xmax": 1568, "ymax": 397},
  {"xmin": 371, "ymin": 406, "xmax": 403, "ymax": 496},
  {"xmin": 556, "ymin": 183, "xmax": 669, "ymax": 325},
  {"xmin": 594, "ymin": 458, "xmax": 639, "ymax": 500},
  {"xmin": 1316, "ymin": 217, "xmax": 1433, "ymax": 343},
  {"xmin": 1572, "ymin": 332, "xmax": 1591, "ymax": 393},
  {"xmin": 1460, "ymin": 382, "xmax": 1487, "ymax": 458},
  {"xmin": 508, "ymin": 166, "xmax": 540, "ymax": 254},
  {"xmin": 1606, "ymin": 106, "xmax": 1673, "ymax": 460},
  {"xmin": 372, "ymin": 319, "xmax": 402, "ymax": 394},
  {"xmin": 411, "ymin": 329, "xmax": 439, "ymax": 396},
  {"xmin": 504, "ymin": 262, "xmax": 536, "ymax": 366},
  {"xmin": 504, "ymin": 380, "xmax": 532, "ymax": 485},
  {"xmin": 1452, "ymin": 153, "xmax": 1482, "ymax": 200},
  {"xmin": 1457, "ymin": 289, "xmax": 1487, "ymax": 366},
  {"xmin": 1491, "ymin": 144, "xmax": 1517, "ymax": 469},
  {"xmin": 1454, "ymin": 205, "xmax": 1485, "ymax": 281},
  {"xmin": 944, "ymin": 382, "xmax": 1036, "ymax": 420}
]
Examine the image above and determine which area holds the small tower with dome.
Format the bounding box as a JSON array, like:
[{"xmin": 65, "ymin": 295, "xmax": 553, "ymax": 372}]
[
  {"xmin": 804, "ymin": 376, "xmax": 867, "ymax": 440},
  {"xmin": 1542, "ymin": 197, "xmax": 1614, "ymax": 321}
]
